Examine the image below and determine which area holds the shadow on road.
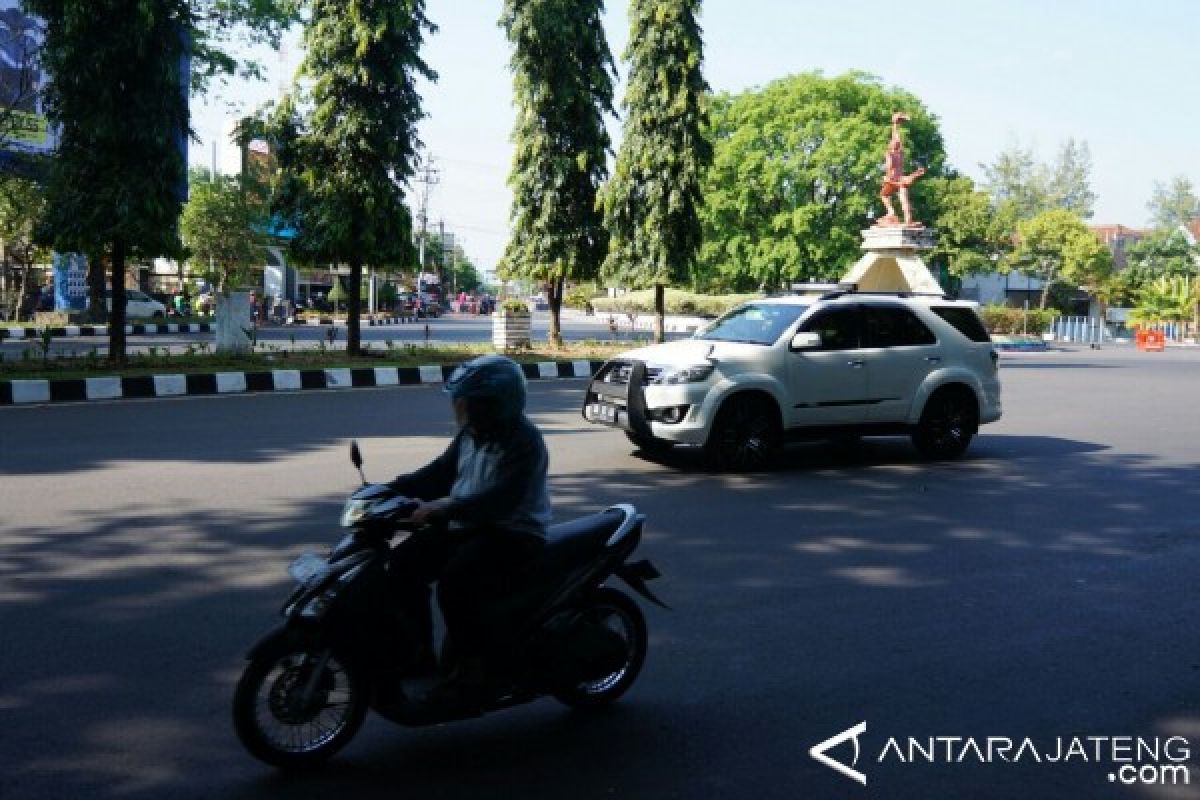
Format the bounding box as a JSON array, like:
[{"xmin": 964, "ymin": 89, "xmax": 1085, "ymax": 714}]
[{"xmin": 4, "ymin": 421, "xmax": 1200, "ymax": 797}]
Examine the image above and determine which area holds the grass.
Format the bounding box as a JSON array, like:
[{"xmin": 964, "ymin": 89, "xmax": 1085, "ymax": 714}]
[{"xmin": 0, "ymin": 340, "xmax": 639, "ymax": 382}]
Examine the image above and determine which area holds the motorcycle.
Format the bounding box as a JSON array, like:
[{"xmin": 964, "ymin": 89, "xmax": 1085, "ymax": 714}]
[{"xmin": 232, "ymin": 441, "xmax": 666, "ymax": 769}]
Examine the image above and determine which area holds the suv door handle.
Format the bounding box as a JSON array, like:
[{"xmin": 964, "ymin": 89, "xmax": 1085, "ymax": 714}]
[
  {"xmin": 847, "ymin": 359, "xmax": 865, "ymax": 368},
  {"xmin": 924, "ymin": 356, "xmax": 942, "ymax": 363}
]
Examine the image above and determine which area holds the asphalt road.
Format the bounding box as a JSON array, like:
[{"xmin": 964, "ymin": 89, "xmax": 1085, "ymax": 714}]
[
  {"xmin": 0, "ymin": 312, "xmax": 686, "ymax": 359},
  {"xmin": 2, "ymin": 347, "xmax": 1199, "ymax": 799}
]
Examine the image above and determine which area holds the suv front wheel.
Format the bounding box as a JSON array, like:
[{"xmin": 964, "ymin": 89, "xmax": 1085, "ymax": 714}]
[
  {"xmin": 705, "ymin": 394, "xmax": 781, "ymax": 472},
  {"xmin": 912, "ymin": 387, "xmax": 977, "ymax": 460}
]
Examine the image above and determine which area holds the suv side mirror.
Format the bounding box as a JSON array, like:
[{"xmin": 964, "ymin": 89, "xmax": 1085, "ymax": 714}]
[{"xmin": 790, "ymin": 331, "xmax": 821, "ymax": 350}]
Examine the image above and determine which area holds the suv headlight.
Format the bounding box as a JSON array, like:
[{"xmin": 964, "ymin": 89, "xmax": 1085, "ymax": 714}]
[
  {"xmin": 654, "ymin": 363, "xmax": 715, "ymax": 385},
  {"xmin": 340, "ymin": 498, "xmax": 374, "ymax": 528}
]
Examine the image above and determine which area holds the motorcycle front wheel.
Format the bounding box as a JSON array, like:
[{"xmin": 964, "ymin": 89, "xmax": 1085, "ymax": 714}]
[{"xmin": 232, "ymin": 632, "xmax": 368, "ymax": 769}]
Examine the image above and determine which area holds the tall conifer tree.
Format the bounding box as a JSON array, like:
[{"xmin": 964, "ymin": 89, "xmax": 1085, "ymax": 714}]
[
  {"xmin": 500, "ymin": 0, "xmax": 614, "ymax": 347},
  {"xmin": 273, "ymin": 0, "xmax": 434, "ymax": 355},
  {"xmin": 602, "ymin": 0, "xmax": 710, "ymax": 343}
]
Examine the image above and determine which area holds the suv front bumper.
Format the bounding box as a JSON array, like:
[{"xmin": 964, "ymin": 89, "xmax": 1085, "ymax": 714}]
[{"xmin": 582, "ymin": 360, "xmax": 712, "ymax": 445}]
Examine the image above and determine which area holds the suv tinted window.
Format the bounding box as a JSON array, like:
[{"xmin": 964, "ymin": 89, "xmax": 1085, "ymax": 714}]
[
  {"xmin": 801, "ymin": 307, "xmax": 860, "ymax": 350},
  {"xmin": 864, "ymin": 305, "xmax": 936, "ymax": 347},
  {"xmin": 931, "ymin": 306, "xmax": 991, "ymax": 343}
]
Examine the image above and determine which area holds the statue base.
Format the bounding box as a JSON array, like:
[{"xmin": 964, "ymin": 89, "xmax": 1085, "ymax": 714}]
[{"xmin": 840, "ymin": 227, "xmax": 943, "ymax": 295}]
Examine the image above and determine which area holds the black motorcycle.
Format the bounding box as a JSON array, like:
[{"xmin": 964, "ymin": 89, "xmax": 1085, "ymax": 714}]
[{"xmin": 232, "ymin": 442, "xmax": 666, "ymax": 769}]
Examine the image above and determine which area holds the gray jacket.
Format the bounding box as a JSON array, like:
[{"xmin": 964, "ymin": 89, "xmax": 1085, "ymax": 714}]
[{"xmin": 388, "ymin": 415, "xmax": 552, "ymax": 538}]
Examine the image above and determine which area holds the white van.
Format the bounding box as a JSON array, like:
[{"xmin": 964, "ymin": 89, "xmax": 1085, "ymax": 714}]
[{"xmin": 104, "ymin": 289, "xmax": 167, "ymax": 319}]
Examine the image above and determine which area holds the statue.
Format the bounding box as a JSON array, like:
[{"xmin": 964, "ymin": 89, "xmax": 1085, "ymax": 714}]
[{"xmin": 875, "ymin": 112, "xmax": 925, "ymax": 227}]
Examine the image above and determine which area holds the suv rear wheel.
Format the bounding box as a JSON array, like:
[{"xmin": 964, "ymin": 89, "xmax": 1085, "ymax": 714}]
[
  {"xmin": 912, "ymin": 387, "xmax": 977, "ymax": 459},
  {"xmin": 705, "ymin": 394, "xmax": 781, "ymax": 471}
]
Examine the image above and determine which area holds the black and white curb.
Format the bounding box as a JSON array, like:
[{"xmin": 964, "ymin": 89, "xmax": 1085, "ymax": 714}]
[
  {"xmin": 305, "ymin": 316, "xmax": 432, "ymax": 326},
  {"xmin": 0, "ymin": 359, "xmax": 604, "ymax": 406},
  {"xmin": 1, "ymin": 323, "xmax": 214, "ymax": 339}
]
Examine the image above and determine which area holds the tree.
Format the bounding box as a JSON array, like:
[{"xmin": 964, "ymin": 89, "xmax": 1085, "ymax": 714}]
[
  {"xmin": 600, "ymin": 0, "xmax": 709, "ymax": 343},
  {"xmin": 180, "ymin": 173, "xmax": 265, "ymax": 293},
  {"xmin": 500, "ymin": 0, "xmax": 614, "ymax": 347},
  {"xmin": 1125, "ymin": 228, "xmax": 1198, "ymax": 281},
  {"xmin": 272, "ymin": 0, "xmax": 434, "ymax": 355},
  {"xmin": 922, "ymin": 174, "xmax": 1017, "ymax": 280},
  {"xmin": 0, "ymin": 173, "xmax": 46, "ymax": 321},
  {"xmin": 1045, "ymin": 138, "xmax": 1095, "ymax": 219},
  {"xmin": 25, "ymin": 0, "xmax": 297, "ymax": 363},
  {"xmin": 697, "ymin": 71, "xmax": 945, "ymax": 291},
  {"xmin": 27, "ymin": 0, "xmax": 191, "ymax": 364},
  {"xmin": 982, "ymin": 138, "xmax": 1095, "ymax": 221},
  {"xmin": 1147, "ymin": 176, "xmax": 1200, "ymax": 232},
  {"xmin": 1011, "ymin": 209, "xmax": 1113, "ymax": 309},
  {"xmin": 1129, "ymin": 275, "xmax": 1196, "ymax": 327}
]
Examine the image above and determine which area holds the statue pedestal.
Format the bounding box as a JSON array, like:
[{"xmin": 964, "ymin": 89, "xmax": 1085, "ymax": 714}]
[{"xmin": 841, "ymin": 226, "xmax": 943, "ymax": 295}]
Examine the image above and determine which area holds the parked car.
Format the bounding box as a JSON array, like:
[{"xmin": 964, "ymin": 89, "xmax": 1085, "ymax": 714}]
[
  {"xmin": 582, "ymin": 285, "xmax": 1002, "ymax": 470},
  {"xmin": 104, "ymin": 289, "xmax": 167, "ymax": 319}
]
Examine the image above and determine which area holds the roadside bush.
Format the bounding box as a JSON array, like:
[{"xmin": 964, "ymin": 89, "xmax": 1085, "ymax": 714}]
[
  {"xmin": 591, "ymin": 288, "xmax": 760, "ymax": 318},
  {"xmin": 978, "ymin": 305, "xmax": 1055, "ymax": 335},
  {"xmin": 564, "ymin": 283, "xmax": 599, "ymax": 312}
]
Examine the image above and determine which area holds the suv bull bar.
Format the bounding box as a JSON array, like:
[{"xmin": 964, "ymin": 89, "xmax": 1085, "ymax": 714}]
[{"xmin": 581, "ymin": 359, "xmax": 653, "ymax": 438}]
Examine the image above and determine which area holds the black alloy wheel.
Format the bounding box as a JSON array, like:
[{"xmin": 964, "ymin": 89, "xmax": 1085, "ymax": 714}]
[
  {"xmin": 705, "ymin": 394, "xmax": 781, "ymax": 471},
  {"xmin": 912, "ymin": 389, "xmax": 976, "ymax": 459}
]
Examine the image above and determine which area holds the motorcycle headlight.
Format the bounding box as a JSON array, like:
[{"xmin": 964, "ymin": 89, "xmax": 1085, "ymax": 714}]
[
  {"xmin": 339, "ymin": 498, "xmax": 374, "ymax": 528},
  {"xmin": 654, "ymin": 363, "xmax": 715, "ymax": 385}
]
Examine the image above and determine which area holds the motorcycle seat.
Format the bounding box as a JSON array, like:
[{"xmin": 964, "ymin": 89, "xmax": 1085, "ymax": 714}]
[{"xmin": 541, "ymin": 508, "xmax": 626, "ymax": 564}]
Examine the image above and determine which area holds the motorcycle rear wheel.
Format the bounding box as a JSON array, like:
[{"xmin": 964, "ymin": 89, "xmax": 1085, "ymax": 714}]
[
  {"xmin": 554, "ymin": 587, "xmax": 647, "ymax": 710},
  {"xmin": 232, "ymin": 633, "xmax": 368, "ymax": 769}
]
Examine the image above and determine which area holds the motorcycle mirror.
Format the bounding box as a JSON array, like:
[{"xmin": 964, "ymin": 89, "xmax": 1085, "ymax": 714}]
[{"xmin": 350, "ymin": 440, "xmax": 366, "ymax": 485}]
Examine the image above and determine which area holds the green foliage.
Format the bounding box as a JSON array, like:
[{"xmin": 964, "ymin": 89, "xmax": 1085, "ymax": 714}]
[
  {"xmin": 500, "ymin": 0, "xmax": 614, "ymax": 343},
  {"xmin": 981, "ymin": 138, "xmax": 1095, "ymax": 221},
  {"xmin": 564, "ymin": 283, "xmax": 598, "ymax": 310},
  {"xmin": 1011, "ymin": 209, "xmax": 1113, "ymax": 308},
  {"xmin": 922, "ymin": 175, "xmax": 1016, "ymax": 278},
  {"xmin": 591, "ymin": 288, "xmax": 758, "ymax": 317},
  {"xmin": 1129, "ymin": 275, "xmax": 1196, "ymax": 324},
  {"xmin": 1146, "ymin": 176, "xmax": 1200, "ymax": 232},
  {"xmin": 1124, "ymin": 228, "xmax": 1198, "ymax": 280},
  {"xmin": 501, "ymin": 299, "xmax": 530, "ymax": 314},
  {"xmin": 977, "ymin": 305, "xmax": 1055, "ymax": 335},
  {"xmin": 270, "ymin": 0, "xmax": 434, "ymax": 353},
  {"xmin": 180, "ymin": 174, "xmax": 266, "ymax": 292},
  {"xmin": 187, "ymin": 0, "xmax": 300, "ymax": 93},
  {"xmin": 600, "ymin": 0, "xmax": 710, "ymax": 293},
  {"xmin": 697, "ymin": 71, "xmax": 946, "ymax": 292}
]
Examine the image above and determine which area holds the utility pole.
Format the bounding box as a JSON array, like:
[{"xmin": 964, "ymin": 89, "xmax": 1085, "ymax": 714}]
[
  {"xmin": 414, "ymin": 158, "xmax": 439, "ymax": 290},
  {"xmin": 438, "ymin": 218, "xmax": 446, "ymax": 299}
]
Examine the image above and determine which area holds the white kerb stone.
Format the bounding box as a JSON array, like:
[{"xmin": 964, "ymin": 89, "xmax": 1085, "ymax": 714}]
[
  {"xmin": 216, "ymin": 372, "xmax": 247, "ymax": 393},
  {"xmin": 153, "ymin": 375, "xmax": 187, "ymax": 396},
  {"xmin": 325, "ymin": 368, "xmax": 353, "ymax": 388},
  {"xmin": 537, "ymin": 362, "xmax": 557, "ymax": 379},
  {"xmin": 85, "ymin": 377, "xmax": 122, "ymax": 400},
  {"xmin": 419, "ymin": 365, "xmax": 443, "ymax": 384},
  {"xmin": 374, "ymin": 367, "xmax": 399, "ymax": 386},
  {"xmin": 272, "ymin": 370, "xmax": 302, "ymax": 390},
  {"xmin": 11, "ymin": 380, "xmax": 49, "ymax": 404}
]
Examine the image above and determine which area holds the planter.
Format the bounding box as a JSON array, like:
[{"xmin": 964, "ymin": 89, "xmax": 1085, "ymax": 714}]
[{"xmin": 492, "ymin": 310, "xmax": 531, "ymax": 350}]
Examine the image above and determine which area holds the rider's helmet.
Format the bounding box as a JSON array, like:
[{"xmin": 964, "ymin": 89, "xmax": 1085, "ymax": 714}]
[{"xmin": 444, "ymin": 354, "xmax": 527, "ymax": 432}]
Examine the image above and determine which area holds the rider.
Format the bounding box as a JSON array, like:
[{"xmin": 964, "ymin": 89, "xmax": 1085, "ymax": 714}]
[{"xmin": 386, "ymin": 354, "xmax": 551, "ymax": 706}]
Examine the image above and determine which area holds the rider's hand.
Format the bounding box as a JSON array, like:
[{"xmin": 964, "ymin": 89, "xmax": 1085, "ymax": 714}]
[{"xmin": 410, "ymin": 498, "xmax": 450, "ymax": 527}]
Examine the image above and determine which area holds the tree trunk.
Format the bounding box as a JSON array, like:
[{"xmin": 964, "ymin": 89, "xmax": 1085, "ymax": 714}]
[
  {"xmin": 654, "ymin": 283, "xmax": 665, "ymax": 344},
  {"xmin": 1038, "ymin": 264, "xmax": 1057, "ymax": 310},
  {"xmin": 15, "ymin": 253, "xmax": 31, "ymax": 321},
  {"xmin": 87, "ymin": 250, "xmax": 107, "ymax": 324},
  {"xmin": 109, "ymin": 238, "xmax": 127, "ymax": 365},
  {"xmin": 346, "ymin": 257, "xmax": 362, "ymax": 356},
  {"xmin": 547, "ymin": 275, "xmax": 564, "ymax": 348}
]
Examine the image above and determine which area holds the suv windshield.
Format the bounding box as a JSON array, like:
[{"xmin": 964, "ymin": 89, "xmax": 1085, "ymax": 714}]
[{"xmin": 698, "ymin": 302, "xmax": 808, "ymax": 345}]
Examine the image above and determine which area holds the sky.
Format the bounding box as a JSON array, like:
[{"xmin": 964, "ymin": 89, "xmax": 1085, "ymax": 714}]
[{"xmin": 190, "ymin": 0, "xmax": 1200, "ymax": 274}]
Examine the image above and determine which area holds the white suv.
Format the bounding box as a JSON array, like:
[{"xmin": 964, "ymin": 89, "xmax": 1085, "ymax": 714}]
[{"xmin": 583, "ymin": 287, "xmax": 1002, "ymax": 470}]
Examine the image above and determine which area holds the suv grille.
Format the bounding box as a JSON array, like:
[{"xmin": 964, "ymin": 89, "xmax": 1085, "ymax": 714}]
[{"xmin": 602, "ymin": 361, "xmax": 661, "ymax": 385}]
